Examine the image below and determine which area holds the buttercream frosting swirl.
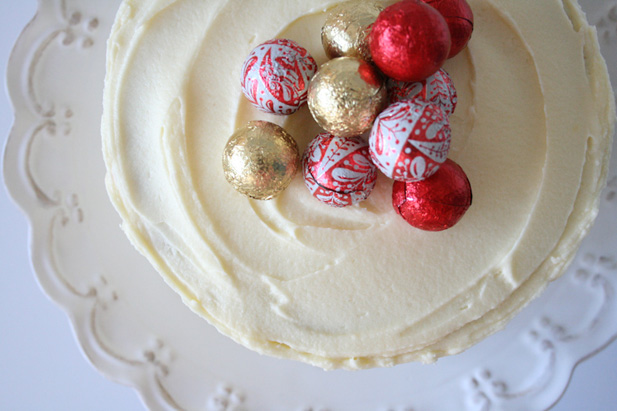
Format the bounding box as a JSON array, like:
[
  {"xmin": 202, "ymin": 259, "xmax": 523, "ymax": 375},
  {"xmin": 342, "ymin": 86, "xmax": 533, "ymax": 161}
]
[{"xmin": 102, "ymin": 0, "xmax": 614, "ymax": 369}]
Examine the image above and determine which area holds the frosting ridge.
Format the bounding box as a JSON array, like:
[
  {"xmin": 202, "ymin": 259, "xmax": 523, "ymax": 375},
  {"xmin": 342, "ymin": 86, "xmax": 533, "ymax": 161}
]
[{"xmin": 102, "ymin": 0, "xmax": 614, "ymax": 369}]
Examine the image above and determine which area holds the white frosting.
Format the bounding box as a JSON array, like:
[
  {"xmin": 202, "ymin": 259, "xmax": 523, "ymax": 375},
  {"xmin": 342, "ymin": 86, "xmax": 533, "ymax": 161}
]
[{"xmin": 102, "ymin": 0, "xmax": 615, "ymax": 369}]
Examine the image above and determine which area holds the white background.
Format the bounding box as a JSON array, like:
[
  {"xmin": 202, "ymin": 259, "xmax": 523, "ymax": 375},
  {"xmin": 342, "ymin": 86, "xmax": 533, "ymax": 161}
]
[{"xmin": 1, "ymin": 1, "xmax": 616, "ymax": 410}]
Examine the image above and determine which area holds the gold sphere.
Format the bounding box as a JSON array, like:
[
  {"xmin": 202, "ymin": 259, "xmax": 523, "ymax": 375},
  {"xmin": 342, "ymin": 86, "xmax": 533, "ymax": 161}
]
[
  {"xmin": 308, "ymin": 57, "xmax": 387, "ymax": 138},
  {"xmin": 321, "ymin": 0, "xmax": 383, "ymax": 62},
  {"xmin": 222, "ymin": 121, "xmax": 300, "ymax": 200}
]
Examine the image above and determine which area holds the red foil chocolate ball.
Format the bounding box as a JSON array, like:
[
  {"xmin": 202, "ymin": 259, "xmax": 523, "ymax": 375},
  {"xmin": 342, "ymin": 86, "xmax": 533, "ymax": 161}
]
[
  {"xmin": 392, "ymin": 159, "xmax": 472, "ymax": 231},
  {"xmin": 303, "ymin": 133, "xmax": 377, "ymax": 207},
  {"xmin": 421, "ymin": 0, "xmax": 474, "ymax": 58},
  {"xmin": 241, "ymin": 39, "xmax": 317, "ymax": 115},
  {"xmin": 388, "ymin": 68, "xmax": 458, "ymax": 117},
  {"xmin": 369, "ymin": 99, "xmax": 451, "ymax": 182},
  {"xmin": 369, "ymin": 0, "xmax": 451, "ymax": 82}
]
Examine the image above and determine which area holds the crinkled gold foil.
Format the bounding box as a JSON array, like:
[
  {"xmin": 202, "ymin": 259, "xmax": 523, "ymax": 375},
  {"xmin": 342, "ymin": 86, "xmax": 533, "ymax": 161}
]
[
  {"xmin": 308, "ymin": 57, "xmax": 387, "ymax": 138},
  {"xmin": 222, "ymin": 121, "xmax": 299, "ymax": 200},
  {"xmin": 321, "ymin": 0, "xmax": 383, "ymax": 62}
]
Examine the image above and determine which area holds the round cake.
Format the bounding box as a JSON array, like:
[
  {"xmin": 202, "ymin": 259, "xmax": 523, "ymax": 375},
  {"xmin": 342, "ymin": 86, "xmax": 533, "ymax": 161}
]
[{"xmin": 102, "ymin": 0, "xmax": 615, "ymax": 369}]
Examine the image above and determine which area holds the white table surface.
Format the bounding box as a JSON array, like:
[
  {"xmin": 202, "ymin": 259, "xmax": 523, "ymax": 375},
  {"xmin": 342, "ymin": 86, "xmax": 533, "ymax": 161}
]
[{"xmin": 1, "ymin": 1, "xmax": 616, "ymax": 410}]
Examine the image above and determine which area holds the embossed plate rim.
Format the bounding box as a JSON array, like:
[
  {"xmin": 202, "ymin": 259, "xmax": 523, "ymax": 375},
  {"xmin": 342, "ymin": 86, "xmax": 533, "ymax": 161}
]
[{"xmin": 3, "ymin": 0, "xmax": 617, "ymax": 410}]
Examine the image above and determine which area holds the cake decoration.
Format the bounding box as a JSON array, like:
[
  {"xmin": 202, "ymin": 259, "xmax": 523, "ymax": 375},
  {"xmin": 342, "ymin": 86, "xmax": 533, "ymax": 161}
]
[
  {"xmin": 387, "ymin": 68, "xmax": 458, "ymax": 117},
  {"xmin": 241, "ymin": 39, "xmax": 317, "ymax": 115},
  {"xmin": 307, "ymin": 57, "xmax": 387, "ymax": 138},
  {"xmin": 303, "ymin": 133, "xmax": 377, "ymax": 207},
  {"xmin": 222, "ymin": 121, "xmax": 300, "ymax": 200},
  {"xmin": 369, "ymin": 99, "xmax": 451, "ymax": 182},
  {"xmin": 233, "ymin": 0, "xmax": 470, "ymax": 224},
  {"xmin": 420, "ymin": 0, "xmax": 474, "ymax": 58},
  {"xmin": 392, "ymin": 158, "xmax": 472, "ymax": 231},
  {"xmin": 321, "ymin": 0, "xmax": 383, "ymax": 62},
  {"xmin": 369, "ymin": 0, "xmax": 452, "ymax": 82}
]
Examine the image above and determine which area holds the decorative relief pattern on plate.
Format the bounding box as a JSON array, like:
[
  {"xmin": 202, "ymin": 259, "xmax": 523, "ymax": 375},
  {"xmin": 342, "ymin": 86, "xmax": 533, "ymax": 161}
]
[
  {"xmin": 606, "ymin": 175, "xmax": 617, "ymax": 203},
  {"xmin": 4, "ymin": 0, "xmax": 617, "ymax": 410},
  {"xmin": 595, "ymin": 2, "xmax": 617, "ymax": 43},
  {"xmin": 5, "ymin": 0, "xmax": 193, "ymax": 409},
  {"xmin": 464, "ymin": 250, "xmax": 617, "ymax": 411},
  {"xmin": 206, "ymin": 384, "xmax": 247, "ymax": 411}
]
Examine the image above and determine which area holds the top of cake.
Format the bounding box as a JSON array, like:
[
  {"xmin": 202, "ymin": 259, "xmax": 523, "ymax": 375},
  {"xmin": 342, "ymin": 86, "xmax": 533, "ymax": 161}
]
[{"xmin": 102, "ymin": 0, "xmax": 614, "ymax": 369}]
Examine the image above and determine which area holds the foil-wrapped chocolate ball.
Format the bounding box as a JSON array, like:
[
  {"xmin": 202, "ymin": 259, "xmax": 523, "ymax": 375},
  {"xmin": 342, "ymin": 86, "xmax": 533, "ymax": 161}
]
[
  {"xmin": 303, "ymin": 133, "xmax": 377, "ymax": 207},
  {"xmin": 392, "ymin": 159, "xmax": 472, "ymax": 231},
  {"xmin": 241, "ymin": 39, "xmax": 317, "ymax": 115},
  {"xmin": 222, "ymin": 121, "xmax": 300, "ymax": 200},
  {"xmin": 421, "ymin": 0, "xmax": 474, "ymax": 58},
  {"xmin": 321, "ymin": 0, "xmax": 383, "ymax": 62},
  {"xmin": 369, "ymin": 99, "xmax": 451, "ymax": 182},
  {"xmin": 369, "ymin": 0, "xmax": 451, "ymax": 82},
  {"xmin": 388, "ymin": 68, "xmax": 458, "ymax": 117},
  {"xmin": 308, "ymin": 57, "xmax": 387, "ymax": 138}
]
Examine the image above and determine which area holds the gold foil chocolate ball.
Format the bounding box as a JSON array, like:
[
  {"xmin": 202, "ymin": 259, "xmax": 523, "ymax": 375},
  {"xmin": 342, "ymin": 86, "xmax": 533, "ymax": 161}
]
[
  {"xmin": 321, "ymin": 1, "xmax": 383, "ymax": 62},
  {"xmin": 222, "ymin": 121, "xmax": 300, "ymax": 200},
  {"xmin": 308, "ymin": 57, "xmax": 387, "ymax": 138}
]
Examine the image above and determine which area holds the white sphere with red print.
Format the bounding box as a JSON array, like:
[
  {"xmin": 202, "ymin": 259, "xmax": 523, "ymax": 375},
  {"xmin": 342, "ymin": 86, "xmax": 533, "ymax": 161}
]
[
  {"xmin": 241, "ymin": 39, "xmax": 317, "ymax": 115},
  {"xmin": 387, "ymin": 68, "xmax": 458, "ymax": 117},
  {"xmin": 303, "ymin": 133, "xmax": 377, "ymax": 207},
  {"xmin": 369, "ymin": 99, "xmax": 451, "ymax": 182}
]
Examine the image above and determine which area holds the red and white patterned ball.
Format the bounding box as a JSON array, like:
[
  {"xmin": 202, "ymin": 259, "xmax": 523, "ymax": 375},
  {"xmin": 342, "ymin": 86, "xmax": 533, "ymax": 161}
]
[
  {"xmin": 388, "ymin": 68, "xmax": 458, "ymax": 117},
  {"xmin": 241, "ymin": 39, "xmax": 317, "ymax": 115},
  {"xmin": 303, "ymin": 133, "xmax": 377, "ymax": 207},
  {"xmin": 369, "ymin": 99, "xmax": 451, "ymax": 182}
]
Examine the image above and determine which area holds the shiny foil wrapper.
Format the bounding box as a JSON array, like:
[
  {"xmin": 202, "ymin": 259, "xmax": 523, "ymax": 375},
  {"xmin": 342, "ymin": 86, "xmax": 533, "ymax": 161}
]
[
  {"xmin": 369, "ymin": 0, "xmax": 451, "ymax": 82},
  {"xmin": 387, "ymin": 68, "xmax": 458, "ymax": 117},
  {"xmin": 241, "ymin": 39, "xmax": 317, "ymax": 115},
  {"xmin": 308, "ymin": 57, "xmax": 387, "ymax": 138},
  {"xmin": 303, "ymin": 133, "xmax": 377, "ymax": 207},
  {"xmin": 369, "ymin": 99, "xmax": 451, "ymax": 182},
  {"xmin": 321, "ymin": 0, "xmax": 383, "ymax": 62},
  {"xmin": 222, "ymin": 121, "xmax": 300, "ymax": 200},
  {"xmin": 393, "ymin": 159, "xmax": 472, "ymax": 231},
  {"xmin": 421, "ymin": 0, "xmax": 474, "ymax": 58}
]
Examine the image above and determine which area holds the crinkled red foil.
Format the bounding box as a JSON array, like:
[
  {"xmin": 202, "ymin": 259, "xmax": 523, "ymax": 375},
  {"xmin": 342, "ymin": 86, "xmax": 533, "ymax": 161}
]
[
  {"xmin": 393, "ymin": 159, "xmax": 472, "ymax": 231},
  {"xmin": 421, "ymin": 0, "xmax": 474, "ymax": 58},
  {"xmin": 369, "ymin": 0, "xmax": 451, "ymax": 82}
]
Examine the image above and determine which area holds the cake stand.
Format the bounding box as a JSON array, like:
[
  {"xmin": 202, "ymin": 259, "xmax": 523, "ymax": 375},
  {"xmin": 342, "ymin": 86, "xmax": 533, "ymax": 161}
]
[{"xmin": 3, "ymin": 0, "xmax": 617, "ymax": 409}]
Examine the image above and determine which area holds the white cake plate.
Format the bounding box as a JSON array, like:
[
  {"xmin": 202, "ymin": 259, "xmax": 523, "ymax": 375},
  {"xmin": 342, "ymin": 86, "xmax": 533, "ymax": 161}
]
[{"xmin": 3, "ymin": 0, "xmax": 617, "ymax": 410}]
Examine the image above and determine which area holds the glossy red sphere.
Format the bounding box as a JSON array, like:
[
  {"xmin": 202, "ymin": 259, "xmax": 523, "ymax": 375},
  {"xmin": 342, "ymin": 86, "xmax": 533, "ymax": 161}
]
[
  {"xmin": 392, "ymin": 159, "xmax": 472, "ymax": 231},
  {"xmin": 369, "ymin": 0, "xmax": 451, "ymax": 82},
  {"xmin": 421, "ymin": 0, "xmax": 474, "ymax": 58}
]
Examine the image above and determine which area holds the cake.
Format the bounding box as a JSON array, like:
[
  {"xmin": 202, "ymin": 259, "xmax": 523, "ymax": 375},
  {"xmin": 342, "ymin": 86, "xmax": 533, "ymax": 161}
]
[{"xmin": 102, "ymin": 0, "xmax": 615, "ymax": 369}]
